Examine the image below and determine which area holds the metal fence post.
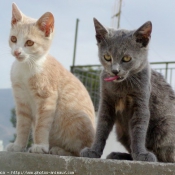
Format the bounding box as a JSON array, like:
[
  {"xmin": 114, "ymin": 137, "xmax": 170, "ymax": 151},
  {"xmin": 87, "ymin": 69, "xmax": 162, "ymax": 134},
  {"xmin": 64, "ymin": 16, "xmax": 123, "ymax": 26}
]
[
  {"xmin": 165, "ymin": 62, "xmax": 168, "ymax": 80},
  {"xmin": 72, "ymin": 19, "xmax": 79, "ymax": 73}
]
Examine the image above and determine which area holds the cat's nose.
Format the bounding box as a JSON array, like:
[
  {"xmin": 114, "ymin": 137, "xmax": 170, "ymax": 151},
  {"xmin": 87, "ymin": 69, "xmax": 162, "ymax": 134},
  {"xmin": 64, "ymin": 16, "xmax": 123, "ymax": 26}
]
[
  {"xmin": 14, "ymin": 50, "xmax": 21, "ymax": 57},
  {"xmin": 112, "ymin": 69, "xmax": 120, "ymax": 75}
]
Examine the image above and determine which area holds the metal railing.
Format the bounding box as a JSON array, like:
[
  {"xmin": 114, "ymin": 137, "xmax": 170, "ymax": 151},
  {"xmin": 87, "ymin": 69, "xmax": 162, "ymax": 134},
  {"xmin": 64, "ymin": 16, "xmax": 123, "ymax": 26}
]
[
  {"xmin": 150, "ymin": 62, "xmax": 175, "ymax": 88},
  {"xmin": 71, "ymin": 62, "xmax": 175, "ymax": 110}
]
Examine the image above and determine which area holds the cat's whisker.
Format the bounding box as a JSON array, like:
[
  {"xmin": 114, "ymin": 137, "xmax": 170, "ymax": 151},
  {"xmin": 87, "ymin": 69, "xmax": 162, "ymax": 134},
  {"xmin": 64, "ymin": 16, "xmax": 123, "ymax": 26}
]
[
  {"xmin": 129, "ymin": 76, "xmax": 137, "ymax": 87},
  {"xmin": 30, "ymin": 61, "xmax": 34, "ymax": 70},
  {"xmin": 0, "ymin": 45, "xmax": 10, "ymax": 49},
  {"xmin": 126, "ymin": 77, "xmax": 129, "ymax": 88},
  {"xmin": 26, "ymin": 55, "xmax": 36, "ymax": 70},
  {"xmin": 0, "ymin": 52, "xmax": 10, "ymax": 55},
  {"xmin": 27, "ymin": 57, "xmax": 35, "ymax": 70},
  {"xmin": 129, "ymin": 76, "xmax": 136, "ymax": 88},
  {"xmin": 0, "ymin": 50, "xmax": 11, "ymax": 55},
  {"xmin": 133, "ymin": 76, "xmax": 143, "ymax": 86},
  {"xmin": 1, "ymin": 47, "xmax": 11, "ymax": 50},
  {"xmin": 30, "ymin": 59, "xmax": 35, "ymax": 69},
  {"xmin": 27, "ymin": 60, "xmax": 32, "ymax": 70},
  {"xmin": 0, "ymin": 52, "xmax": 12, "ymax": 57},
  {"xmin": 128, "ymin": 78, "xmax": 134, "ymax": 89},
  {"xmin": 0, "ymin": 46, "xmax": 11, "ymax": 55},
  {"xmin": 0, "ymin": 47, "xmax": 11, "ymax": 51},
  {"xmin": 130, "ymin": 76, "xmax": 142, "ymax": 89},
  {"xmin": 30, "ymin": 56, "xmax": 37, "ymax": 66}
]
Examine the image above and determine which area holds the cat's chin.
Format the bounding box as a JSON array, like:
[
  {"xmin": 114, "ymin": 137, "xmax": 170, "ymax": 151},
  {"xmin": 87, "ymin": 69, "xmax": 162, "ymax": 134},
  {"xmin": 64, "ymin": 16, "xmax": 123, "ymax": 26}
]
[
  {"xmin": 113, "ymin": 77, "xmax": 125, "ymax": 83},
  {"xmin": 15, "ymin": 56, "xmax": 26, "ymax": 62}
]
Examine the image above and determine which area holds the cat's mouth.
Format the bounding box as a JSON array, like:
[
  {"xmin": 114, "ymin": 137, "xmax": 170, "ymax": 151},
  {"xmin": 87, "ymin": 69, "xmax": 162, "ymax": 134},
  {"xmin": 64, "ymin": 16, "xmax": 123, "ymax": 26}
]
[
  {"xmin": 104, "ymin": 75, "xmax": 124, "ymax": 82},
  {"xmin": 15, "ymin": 55, "xmax": 25, "ymax": 62}
]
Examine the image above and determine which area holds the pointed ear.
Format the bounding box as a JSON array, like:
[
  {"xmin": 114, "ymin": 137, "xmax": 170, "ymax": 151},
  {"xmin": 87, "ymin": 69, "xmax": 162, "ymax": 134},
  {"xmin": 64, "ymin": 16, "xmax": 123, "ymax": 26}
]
[
  {"xmin": 134, "ymin": 21, "xmax": 152, "ymax": 47},
  {"xmin": 93, "ymin": 18, "xmax": 108, "ymax": 43},
  {"xmin": 12, "ymin": 3, "xmax": 23, "ymax": 25},
  {"xmin": 36, "ymin": 12, "xmax": 54, "ymax": 37}
]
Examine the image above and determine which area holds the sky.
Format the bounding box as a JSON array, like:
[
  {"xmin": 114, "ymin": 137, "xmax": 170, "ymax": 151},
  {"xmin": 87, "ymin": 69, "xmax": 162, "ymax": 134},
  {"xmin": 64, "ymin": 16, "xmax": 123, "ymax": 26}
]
[{"xmin": 0, "ymin": 0, "xmax": 175, "ymax": 89}]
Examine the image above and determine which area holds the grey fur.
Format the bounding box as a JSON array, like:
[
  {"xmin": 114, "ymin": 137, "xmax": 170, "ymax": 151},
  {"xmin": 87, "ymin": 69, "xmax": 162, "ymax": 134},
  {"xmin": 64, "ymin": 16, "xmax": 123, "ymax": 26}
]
[{"xmin": 81, "ymin": 18, "xmax": 175, "ymax": 162}]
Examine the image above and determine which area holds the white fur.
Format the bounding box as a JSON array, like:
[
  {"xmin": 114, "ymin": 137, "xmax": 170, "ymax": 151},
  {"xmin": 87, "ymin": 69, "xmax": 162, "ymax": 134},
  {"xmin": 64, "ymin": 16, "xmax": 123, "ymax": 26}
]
[
  {"xmin": 29, "ymin": 144, "xmax": 49, "ymax": 154},
  {"xmin": 6, "ymin": 142, "xmax": 25, "ymax": 152}
]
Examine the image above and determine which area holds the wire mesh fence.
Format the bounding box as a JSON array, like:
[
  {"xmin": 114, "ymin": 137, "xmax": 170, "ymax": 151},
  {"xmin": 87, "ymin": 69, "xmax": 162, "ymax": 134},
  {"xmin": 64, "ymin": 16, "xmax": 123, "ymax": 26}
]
[
  {"xmin": 71, "ymin": 62, "xmax": 175, "ymax": 111},
  {"xmin": 71, "ymin": 65, "xmax": 101, "ymax": 110}
]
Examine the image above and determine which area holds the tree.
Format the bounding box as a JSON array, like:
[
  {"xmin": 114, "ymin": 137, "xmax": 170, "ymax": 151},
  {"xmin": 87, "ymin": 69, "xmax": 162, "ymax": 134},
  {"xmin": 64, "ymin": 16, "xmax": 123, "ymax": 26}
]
[{"xmin": 10, "ymin": 108, "xmax": 33, "ymax": 149}]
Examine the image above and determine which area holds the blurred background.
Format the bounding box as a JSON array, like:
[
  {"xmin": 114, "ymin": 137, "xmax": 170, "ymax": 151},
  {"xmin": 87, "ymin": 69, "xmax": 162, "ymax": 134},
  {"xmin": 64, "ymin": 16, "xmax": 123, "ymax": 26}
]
[{"xmin": 0, "ymin": 0, "xmax": 175, "ymax": 157}]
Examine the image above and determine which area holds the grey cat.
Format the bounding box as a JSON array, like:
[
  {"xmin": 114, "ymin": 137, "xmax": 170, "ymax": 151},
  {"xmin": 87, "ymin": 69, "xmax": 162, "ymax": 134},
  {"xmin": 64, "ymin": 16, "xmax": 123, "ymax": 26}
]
[{"xmin": 81, "ymin": 18, "xmax": 175, "ymax": 162}]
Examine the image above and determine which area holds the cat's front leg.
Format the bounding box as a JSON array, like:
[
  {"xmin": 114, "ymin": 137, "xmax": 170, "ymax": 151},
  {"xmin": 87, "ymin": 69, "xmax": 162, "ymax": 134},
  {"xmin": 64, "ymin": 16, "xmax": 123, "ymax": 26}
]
[
  {"xmin": 130, "ymin": 100, "xmax": 157, "ymax": 162},
  {"xmin": 6, "ymin": 104, "xmax": 32, "ymax": 152},
  {"xmin": 81, "ymin": 95, "xmax": 115, "ymax": 158},
  {"xmin": 81, "ymin": 114, "xmax": 114, "ymax": 158},
  {"xmin": 29, "ymin": 96, "xmax": 57, "ymax": 154}
]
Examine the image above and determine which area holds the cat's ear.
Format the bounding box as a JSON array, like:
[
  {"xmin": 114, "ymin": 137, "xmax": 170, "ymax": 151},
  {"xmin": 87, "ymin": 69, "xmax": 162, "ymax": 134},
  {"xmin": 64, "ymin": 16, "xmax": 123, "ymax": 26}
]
[
  {"xmin": 36, "ymin": 12, "xmax": 54, "ymax": 37},
  {"xmin": 11, "ymin": 3, "xmax": 23, "ymax": 25},
  {"xmin": 134, "ymin": 21, "xmax": 152, "ymax": 47},
  {"xmin": 93, "ymin": 18, "xmax": 108, "ymax": 43}
]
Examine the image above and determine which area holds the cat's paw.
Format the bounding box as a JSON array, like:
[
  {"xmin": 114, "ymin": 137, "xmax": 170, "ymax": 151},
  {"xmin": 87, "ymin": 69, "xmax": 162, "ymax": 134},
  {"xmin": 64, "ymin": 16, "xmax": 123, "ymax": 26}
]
[
  {"xmin": 6, "ymin": 143, "xmax": 25, "ymax": 152},
  {"xmin": 132, "ymin": 152, "xmax": 157, "ymax": 162},
  {"xmin": 80, "ymin": 147, "xmax": 101, "ymax": 158},
  {"xmin": 49, "ymin": 147, "xmax": 73, "ymax": 156},
  {"xmin": 28, "ymin": 144, "xmax": 49, "ymax": 154}
]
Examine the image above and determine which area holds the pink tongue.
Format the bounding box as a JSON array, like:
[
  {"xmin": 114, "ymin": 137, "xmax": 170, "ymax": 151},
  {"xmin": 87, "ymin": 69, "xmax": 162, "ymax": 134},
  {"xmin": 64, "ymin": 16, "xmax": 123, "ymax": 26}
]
[{"xmin": 104, "ymin": 75, "xmax": 119, "ymax": 82}]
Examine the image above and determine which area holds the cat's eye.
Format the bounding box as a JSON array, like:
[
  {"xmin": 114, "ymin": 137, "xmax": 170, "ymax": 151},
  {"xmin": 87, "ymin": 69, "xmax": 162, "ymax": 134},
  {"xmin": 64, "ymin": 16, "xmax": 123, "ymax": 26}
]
[
  {"xmin": 122, "ymin": 56, "xmax": 132, "ymax": 62},
  {"xmin": 104, "ymin": 54, "xmax": 112, "ymax": 61},
  {"xmin": 11, "ymin": 36, "xmax": 17, "ymax": 43},
  {"xmin": 25, "ymin": 40, "xmax": 34, "ymax": 47}
]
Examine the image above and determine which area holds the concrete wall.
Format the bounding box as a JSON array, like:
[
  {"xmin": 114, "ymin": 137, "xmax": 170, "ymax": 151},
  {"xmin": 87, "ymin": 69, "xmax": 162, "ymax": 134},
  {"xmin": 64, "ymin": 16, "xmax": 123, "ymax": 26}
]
[{"xmin": 0, "ymin": 151, "xmax": 175, "ymax": 175}]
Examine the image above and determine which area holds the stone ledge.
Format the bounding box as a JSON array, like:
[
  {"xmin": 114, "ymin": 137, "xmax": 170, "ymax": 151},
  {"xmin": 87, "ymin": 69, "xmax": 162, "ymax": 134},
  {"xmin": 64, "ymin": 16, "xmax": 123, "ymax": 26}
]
[{"xmin": 0, "ymin": 151, "xmax": 175, "ymax": 175}]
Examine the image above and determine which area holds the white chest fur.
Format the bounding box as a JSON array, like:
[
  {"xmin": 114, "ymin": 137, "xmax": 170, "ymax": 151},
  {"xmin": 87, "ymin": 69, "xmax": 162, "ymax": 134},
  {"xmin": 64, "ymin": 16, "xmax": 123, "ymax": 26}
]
[{"xmin": 11, "ymin": 58, "xmax": 46, "ymax": 116}]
